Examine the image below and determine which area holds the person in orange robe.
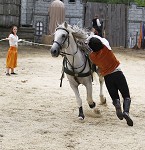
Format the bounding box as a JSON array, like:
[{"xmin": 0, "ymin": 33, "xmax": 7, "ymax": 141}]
[
  {"xmin": 138, "ymin": 22, "xmax": 142, "ymax": 49},
  {"xmin": 5, "ymin": 25, "xmax": 22, "ymax": 76},
  {"xmin": 87, "ymin": 35, "xmax": 133, "ymax": 126}
]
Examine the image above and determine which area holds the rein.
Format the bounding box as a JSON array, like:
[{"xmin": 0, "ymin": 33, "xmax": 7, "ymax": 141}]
[
  {"xmin": 60, "ymin": 47, "xmax": 92, "ymax": 87},
  {"xmin": 63, "ymin": 54, "xmax": 92, "ymax": 77},
  {"xmin": 60, "ymin": 53, "xmax": 92, "ymax": 87}
]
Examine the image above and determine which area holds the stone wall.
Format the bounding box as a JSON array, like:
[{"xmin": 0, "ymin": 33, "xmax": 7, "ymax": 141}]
[
  {"xmin": 20, "ymin": 0, "xmax": 84, "ymax": 42},
  {"xmin": 128, "ymin": 3, "xmax": 145, "ymax": 48},
  {"xmin": 21, "ymin": 0, "xmax": 34, "ymax": 26},
  {"xmin": 20, "ymin": 1, "xmax": 145, "ymax": 47},
  {"xmin": 64, "ymin": 0, "xmax": 84, "ymax": 27}
]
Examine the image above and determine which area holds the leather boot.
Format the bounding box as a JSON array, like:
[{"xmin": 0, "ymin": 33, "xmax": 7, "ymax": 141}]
[
  {"xmin": 113, "ymin": 99, "xmax": 123, "ymax": 120},
  {"xmin": 123, "ymin": 98, "xmax": 133, "ymax": 126}
]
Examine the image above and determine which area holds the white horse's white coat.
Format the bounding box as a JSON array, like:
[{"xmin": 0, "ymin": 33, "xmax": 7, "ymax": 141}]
[{"xmin": 50, "ymin": 22, "xmax": 106, "ymax": 119}]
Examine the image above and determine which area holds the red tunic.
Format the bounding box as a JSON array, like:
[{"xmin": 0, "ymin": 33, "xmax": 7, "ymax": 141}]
[{"xmin": 89, "ymin": 46, "xmax": 120, "ymax": 76}]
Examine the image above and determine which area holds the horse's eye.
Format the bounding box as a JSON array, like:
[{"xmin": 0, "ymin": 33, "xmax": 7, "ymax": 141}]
[{"xmin": 62, "ymin": 34, "xmax": 66, "ymax": 38}]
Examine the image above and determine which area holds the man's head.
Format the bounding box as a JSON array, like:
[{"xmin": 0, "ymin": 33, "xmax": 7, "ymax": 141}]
[
  {"xmin": 88, "ymin": 37, "xmax": 104, "ymax": 52},
  {"xmin": 95, "ymin": 15, "xmax": 98, "ymax": 18}
]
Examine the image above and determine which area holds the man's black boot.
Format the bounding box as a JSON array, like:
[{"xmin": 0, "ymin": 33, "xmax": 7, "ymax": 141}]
[
  {"xmin": 113, "ymin": 99, "xmax": 123, "ymax": 120},
  {"xmin": 123, "ymin": 98, "xmax": 133, "ymax": 126}
]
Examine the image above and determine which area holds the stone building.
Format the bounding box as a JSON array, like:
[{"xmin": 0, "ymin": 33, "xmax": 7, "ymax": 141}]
[
  {"xmin": 128, "ymin": 3, "xmax": 145, "ymax": 48},
  {"xmin": 21, "ymin": 0, "xmax": 84, "ymax": 42},
  {"xmin": 0, "ymin": 1, "xmax": 145, "ymax": 48}
]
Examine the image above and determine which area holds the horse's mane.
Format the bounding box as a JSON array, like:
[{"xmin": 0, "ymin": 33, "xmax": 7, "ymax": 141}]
[
  {"xmin": 57, "ymin": 22, "xmax": 88, "ymax": 41},
  {"xmin": 72, "ymin": 25, "xmax": 88, "ymax": 41},
  {"xmin": 57, "ymin": 22, "xmax": 89, "ymax": 51}
]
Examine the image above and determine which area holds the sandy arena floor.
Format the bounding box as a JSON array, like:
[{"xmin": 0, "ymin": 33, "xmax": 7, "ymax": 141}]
[{"xmin": 0, "ymin": 43, "xmax": 145, "ymax": 150}]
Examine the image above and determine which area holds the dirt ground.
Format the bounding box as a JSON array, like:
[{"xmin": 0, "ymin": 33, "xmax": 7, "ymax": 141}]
[{"xmin": 0, "ymin": 43, "xmax": 145, "ymax": 150}]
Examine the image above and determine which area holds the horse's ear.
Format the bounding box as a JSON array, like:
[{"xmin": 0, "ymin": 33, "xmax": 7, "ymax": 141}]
[
  {"xmin": 64, "ymin": 22, "xmax": 68, "ymax": 28},
  {"xmin": 56, "ymin": 21, "xmax": 59, "ymax": 27}
]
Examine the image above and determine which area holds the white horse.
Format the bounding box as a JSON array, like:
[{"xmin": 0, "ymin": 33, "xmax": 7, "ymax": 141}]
[{"xmin": 50, "ymin": 22, "xmax": 106, "ymax": 120}]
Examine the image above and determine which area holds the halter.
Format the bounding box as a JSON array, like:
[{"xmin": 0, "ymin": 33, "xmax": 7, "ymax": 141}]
[
  {"xmin": 53, "ymin": 27, "xmax": 80, "ymax": 56},
  {"xmin": 56, "ymin": 28, "xmax": 83, "ymax": 67},
  {"xmin": 53, "ymin": 27, "xmax": 70, "ymax": 52}
]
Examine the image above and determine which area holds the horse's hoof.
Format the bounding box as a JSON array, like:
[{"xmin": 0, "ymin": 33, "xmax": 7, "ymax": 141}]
[
  {"xmin": 100, "ymin": 96, "xmax": 106, "ymax": 105},
  {"xmin": 78, "ymin": 106, "xmax": 85, "ymax": 120},
  {"xmin": 78, "ymin": 114, "xmax": 85, "ymax": 120},
  {"xmin": 89, "ymin": 102, "xmax": 96, "ymax": 108},
  {"xmin": 78, "ymin": 116, "xmax": 85, "ymax": 120}
]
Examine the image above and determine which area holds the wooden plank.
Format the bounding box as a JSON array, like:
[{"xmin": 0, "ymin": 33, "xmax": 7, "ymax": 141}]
[
  {"xmin": 85, "ymin": 2, "xmax": 127, "ymax": 47},
  {"xmin": 16, "ymin": 0, "xmax": 21, "ymax": 5},
  {"xmin": 2, "ymin": 0, "xmax": 21, "ymax": 5},
  {"xmin": 3, "ymin": 4, "xmax": 20, "ymax": 16},
  {"xmin": 0, "ymin": 4, "xmax": 3, "ymax": 14},
  {"xmin": 0, "ymin": 0, "xmax": 3, "ymax": 4},
  {"xmin": 85, "ymin": 2, "xmax": 108, "ymax": 37},
  {"xmin": 107, "ymin": 4, "xmax": 112, "ymax": 45},
  {"xmin": 0, "ymin": 15, "xmax": 19, "ymax": 27}
]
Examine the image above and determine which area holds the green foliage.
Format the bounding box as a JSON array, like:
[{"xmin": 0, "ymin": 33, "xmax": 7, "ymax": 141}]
[
  {"xmin": 87, "ymin": 0, "xmax": 135, "ymax": 4},
  {"xmin": 135, "ymin": 0, "xmax": 145, "ymax": 6},
  {"xmin": 87, "ymin": 0, "xmax": 145, "ymax": 6},
  {"xmin": 107, "ymin": 0, "xmax": 127, "ymax": 4}
]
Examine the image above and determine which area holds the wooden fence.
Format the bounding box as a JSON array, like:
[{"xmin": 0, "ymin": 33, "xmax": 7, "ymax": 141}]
[
  {"xmin": 84, "ymin": 2, "xmax": 128, "ymax": 47},
  {"xmin": 0, "ymin": 0, "xmax": 21, "ymax": 27}
]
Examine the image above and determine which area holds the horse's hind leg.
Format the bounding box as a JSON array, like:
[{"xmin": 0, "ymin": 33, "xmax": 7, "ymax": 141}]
[
  {"xmin": 85, "ymin": 83, "xmax": 96, "ymax": 107},
  {"xmin": 85, "ymin": 82, "xmax": 101, "ymax": 115},
  {"xmin": 93, "ymin": 68, "xmax": 106, "ymax": 105},
  {"xmin": 99, "ymin": 75, "xmax": 106, "ymax": 104},
  {"xmin": 85, "ymin": 81, "xmax": 100, "ymax": 111}
]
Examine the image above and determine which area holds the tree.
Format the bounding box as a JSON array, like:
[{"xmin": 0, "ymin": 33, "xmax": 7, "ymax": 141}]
[
  {"xmin": 87, "ymin": 0, "xmax": 145, "ymax": 6},
  {"xmin": 135, "ymin": 0, "xmax": 145, "ymax": 6},
  {"xmin": 88, "ymin": 0, "xmax": 135, "ymax": 4},
  {"xmin": 109, "ymin": 0, "xmax": 135, "ymax": 4}
]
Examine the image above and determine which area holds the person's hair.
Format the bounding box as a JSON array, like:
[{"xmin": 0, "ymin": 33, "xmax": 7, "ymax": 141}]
[
  {"xmin": 88, "ymin": 37, "xmax": 104, "ymax": 52},
  {"xmin": 95, "ymin": 15, "xmax": 99, "ymax": 18},
  {"xmin": 10, "ymin": 25, "xmax": 17, "ymax": 35}
]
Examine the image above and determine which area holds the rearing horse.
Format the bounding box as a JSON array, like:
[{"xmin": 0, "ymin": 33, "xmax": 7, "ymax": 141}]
[{"xmin": 50, "ymin": 22, "xmax": 106, "ymax": 120}]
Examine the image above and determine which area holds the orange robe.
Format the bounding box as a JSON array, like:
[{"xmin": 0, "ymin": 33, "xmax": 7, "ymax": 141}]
[
  {"xmin": 6, "ymin": 46, "xmax": 17, "ymax": 68},
  {"xmin": 138, "ymin": 22, "xmax": 142, "ymax": 49},
  {"xmin": 89, "ymin": 46, "xmax": 120, "ymax": 76}
]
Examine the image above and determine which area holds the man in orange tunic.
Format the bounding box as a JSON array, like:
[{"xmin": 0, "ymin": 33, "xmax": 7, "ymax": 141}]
[{"xmin": 87, "ymin": 35, "xmax": 133, "ymax": 126}]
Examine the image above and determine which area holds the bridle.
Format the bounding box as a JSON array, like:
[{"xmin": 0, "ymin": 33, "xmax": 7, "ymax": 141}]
[
  {"xmin": 52, "ymin": 27, "xmax": 92, "ymax": 86},
  {"xmin": 54, "ymin": 27, "xmax": 85, "ymax": 67},
  {"xmin": 53, "ymin": 27, "xmax": 70, "ymax": 54}
]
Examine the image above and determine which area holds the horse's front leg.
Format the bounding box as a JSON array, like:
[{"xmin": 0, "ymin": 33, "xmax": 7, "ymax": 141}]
[
  {"xmin": 69, "ymin": 80, "xmax": 85, "ymax": 120},
  {"xmin": 99, "ymin": 75, "xmax": 106, "ymax": 104}
]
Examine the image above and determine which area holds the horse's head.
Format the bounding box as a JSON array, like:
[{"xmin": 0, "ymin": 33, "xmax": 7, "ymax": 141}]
[{"xmin": 50, "ymin": 22, "xmax": 72, "ymax": 57}]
